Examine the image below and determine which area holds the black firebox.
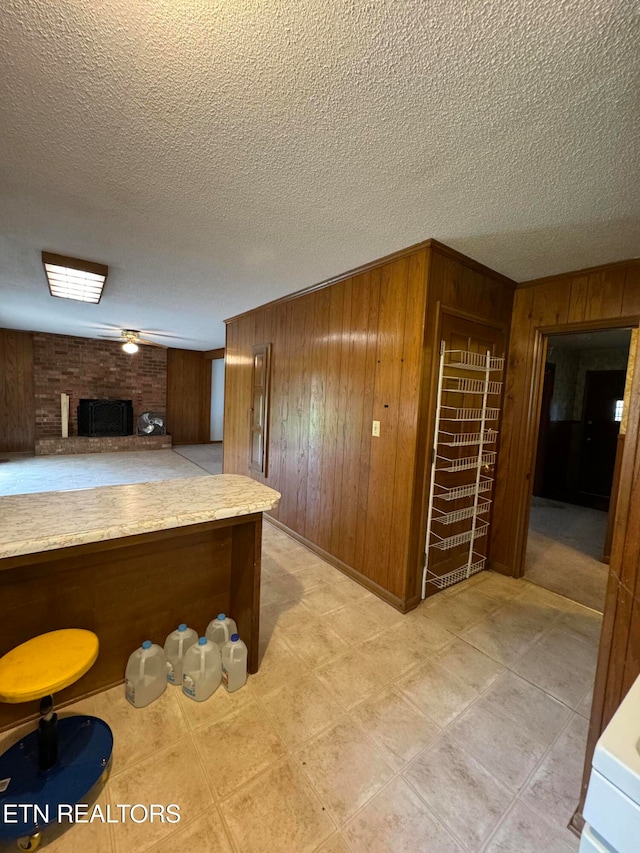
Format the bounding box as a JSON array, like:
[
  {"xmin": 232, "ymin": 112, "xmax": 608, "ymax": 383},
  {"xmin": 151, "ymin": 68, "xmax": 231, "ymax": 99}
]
[{"xmin": 77, "ymin": 399, "xmax": 134, "ymax": 437}]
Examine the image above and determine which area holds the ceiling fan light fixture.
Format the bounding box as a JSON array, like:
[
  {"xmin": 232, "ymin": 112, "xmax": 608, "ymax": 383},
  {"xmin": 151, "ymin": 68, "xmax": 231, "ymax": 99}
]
[
  {"xmin": 122, "ymin": 341, "xmax": 139, "ymax": 354},
  {"xmin": 42, "ymin": 251, "xmax": 108, "ymax": 304}
]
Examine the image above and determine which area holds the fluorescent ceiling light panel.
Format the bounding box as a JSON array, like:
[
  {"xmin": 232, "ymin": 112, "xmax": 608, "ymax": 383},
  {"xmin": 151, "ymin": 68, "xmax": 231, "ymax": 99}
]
[{"xmin": 42, "ymin": 252, "xmax": 108, "ymax": 303}]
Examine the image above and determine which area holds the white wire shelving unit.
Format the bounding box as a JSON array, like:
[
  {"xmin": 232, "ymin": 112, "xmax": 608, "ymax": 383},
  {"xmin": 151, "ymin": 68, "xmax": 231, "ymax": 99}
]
[{"xmin": 421, "ymin": 344, "xmax": 505, "ymax": 598}]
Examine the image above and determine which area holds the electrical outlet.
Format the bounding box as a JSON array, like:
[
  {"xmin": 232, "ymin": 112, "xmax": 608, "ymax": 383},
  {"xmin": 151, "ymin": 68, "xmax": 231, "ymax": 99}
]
[{"xmin": 372, "ymin": 420, "xmax": 380, "ymax": 437}]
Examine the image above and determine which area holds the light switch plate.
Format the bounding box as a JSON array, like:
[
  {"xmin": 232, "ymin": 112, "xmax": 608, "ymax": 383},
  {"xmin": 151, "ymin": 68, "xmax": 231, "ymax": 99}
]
[{"xmin": 372, "ymin": 420, "xmax": 380, "ymax": 437}]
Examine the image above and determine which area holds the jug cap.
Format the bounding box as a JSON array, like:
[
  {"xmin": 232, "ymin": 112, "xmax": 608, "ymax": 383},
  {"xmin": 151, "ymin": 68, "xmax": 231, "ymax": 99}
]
[
  {"xmin": 231, "ymin": 634, "xmax": 239, "ymax": 642},
  {"xmin": 178, "ymin": 623, "xmax": 187, "ymax": 632},
  {"xmin": 142, "ymin": 640, "xmax": 152, "ymax": 650},
  {"xmin": 198, "ymin": 637, "xmax": 208, "ymax": 646},
  {"xmin": 217, "ymin": 613, "xmax": 226, "ymax": 621}
]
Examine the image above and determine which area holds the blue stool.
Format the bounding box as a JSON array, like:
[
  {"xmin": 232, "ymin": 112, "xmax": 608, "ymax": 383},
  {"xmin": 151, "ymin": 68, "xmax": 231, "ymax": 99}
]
[{"xmin": 0, "ymin": 630, "xmax": 113, "ymax": 851}]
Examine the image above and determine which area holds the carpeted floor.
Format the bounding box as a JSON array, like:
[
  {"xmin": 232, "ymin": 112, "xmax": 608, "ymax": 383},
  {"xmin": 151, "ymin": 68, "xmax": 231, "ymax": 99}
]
[{"xmin": 524, "ymin": 497, "xmax": 608, "ymax": 612}]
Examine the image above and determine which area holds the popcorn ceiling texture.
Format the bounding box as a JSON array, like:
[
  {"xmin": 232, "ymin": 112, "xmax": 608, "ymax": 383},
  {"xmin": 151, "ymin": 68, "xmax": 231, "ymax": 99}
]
[
  {"xmin": 33, "ymin": 333, "xmax": 167, "ymax": 439},
  {"xmin": 0, "ymin": 0, "xmax": 638, "ymax": 348}
]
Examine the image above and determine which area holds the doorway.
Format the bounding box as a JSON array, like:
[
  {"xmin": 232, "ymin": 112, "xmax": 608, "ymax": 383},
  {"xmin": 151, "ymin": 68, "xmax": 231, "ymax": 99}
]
[{"xmin": 525, "ymin": 327, "xmax": 633, "ymax": 611}]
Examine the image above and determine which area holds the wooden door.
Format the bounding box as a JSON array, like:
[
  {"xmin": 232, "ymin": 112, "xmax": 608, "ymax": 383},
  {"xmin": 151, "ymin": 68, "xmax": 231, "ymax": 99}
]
[
  {"xmin": 425, "ymin": 312, "xmax": 506, "ymax": 594},
  {"xmin": 577, "ymin": 369, "xmax": 626, "ymax": 507}
]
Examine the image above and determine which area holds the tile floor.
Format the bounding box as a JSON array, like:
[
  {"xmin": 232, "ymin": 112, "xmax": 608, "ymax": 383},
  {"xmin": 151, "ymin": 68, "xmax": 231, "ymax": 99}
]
[{"xmin": 0, "ymin": 524, "xmax": 600, "ymax": 852}]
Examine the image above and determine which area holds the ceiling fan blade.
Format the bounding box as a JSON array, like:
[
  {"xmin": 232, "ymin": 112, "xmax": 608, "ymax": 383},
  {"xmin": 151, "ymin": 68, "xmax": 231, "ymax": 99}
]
[
  {"xmin": 97, "ymin": 334, "xmax": 121, "ymax": 339},
  {"xmin": 137, "ymin": 338, "xmax": 167, "ymax": 348}
]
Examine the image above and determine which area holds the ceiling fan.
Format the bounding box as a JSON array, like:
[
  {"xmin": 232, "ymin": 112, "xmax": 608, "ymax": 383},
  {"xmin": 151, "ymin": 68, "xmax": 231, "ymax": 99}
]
[{"xmin": 98, "ymin": 329, "xmax": 167, "ymax": 353}]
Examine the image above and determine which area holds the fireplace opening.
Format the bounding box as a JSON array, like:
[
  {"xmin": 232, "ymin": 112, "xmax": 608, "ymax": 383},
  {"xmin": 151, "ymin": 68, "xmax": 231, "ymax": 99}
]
[{"xmin": 77, "ymin": 399, "xmax": 134, "ymax": 437}]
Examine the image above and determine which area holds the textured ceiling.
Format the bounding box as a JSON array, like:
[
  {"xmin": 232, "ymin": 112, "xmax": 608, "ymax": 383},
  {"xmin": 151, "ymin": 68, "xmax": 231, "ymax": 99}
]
[{"xmin": 1, "ymin": 0, "xmax": 638, "ymax": 349}]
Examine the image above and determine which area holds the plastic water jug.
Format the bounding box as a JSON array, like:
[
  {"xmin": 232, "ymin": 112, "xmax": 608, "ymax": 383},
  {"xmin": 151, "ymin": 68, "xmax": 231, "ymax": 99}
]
[
  {"xmin": 125, "ymin": 641, "xmax": 167, "ymax": 708},
  {"xmin": 164, "ymin": 623, "xmax": 198, "ymax": 686},
  {"xmin": 205, "ymin": 613, "xmax": 238, "ymax": 651},
  {"xmin": 222, "ymin": 634, "xmax": 248, "ymax": 693},
  {"xmin": 182, "ymin": 637, "xmax": 221, "ymax": 702}
]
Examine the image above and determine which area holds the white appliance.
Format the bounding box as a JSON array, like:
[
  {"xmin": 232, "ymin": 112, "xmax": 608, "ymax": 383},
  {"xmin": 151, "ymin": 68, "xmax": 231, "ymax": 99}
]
[{"xmin": 581, "ymin": 674, "xmax": 640, "ymax": 852}]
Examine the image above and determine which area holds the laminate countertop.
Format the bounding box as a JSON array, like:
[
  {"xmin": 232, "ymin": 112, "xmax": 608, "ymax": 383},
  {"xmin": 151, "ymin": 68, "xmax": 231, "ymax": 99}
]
[{"xmin": 0, "ymin": 474, "xmax": 281, "ymax": 560}]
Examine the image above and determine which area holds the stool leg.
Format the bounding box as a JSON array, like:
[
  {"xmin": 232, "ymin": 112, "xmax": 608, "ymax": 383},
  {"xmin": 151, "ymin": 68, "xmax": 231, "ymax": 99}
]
[{"xmin": 38, "ymin": 695, "xmax": 58, "ymax": 771}]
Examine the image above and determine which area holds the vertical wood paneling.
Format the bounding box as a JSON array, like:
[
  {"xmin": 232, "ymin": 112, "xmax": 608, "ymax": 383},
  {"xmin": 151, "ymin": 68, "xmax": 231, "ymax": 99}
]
[
  {"xmin": 224, "ymin": 240, "xmax": 514, "ymax": 609},
  {"xmin": 0, "ymin": 329, "xmax": 35, "ymax": 452},
  {"xmin": 166, "ymin": 349, "xmax": 212, "ymax": 444}
]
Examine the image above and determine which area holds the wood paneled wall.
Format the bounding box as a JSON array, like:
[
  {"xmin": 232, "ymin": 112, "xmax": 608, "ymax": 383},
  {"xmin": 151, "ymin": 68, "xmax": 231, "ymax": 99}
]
[
  {"xmin": 166, "ymin": 349, "xmax": 212, "ymax": 445},
  {"xmin": 491, "ymin": 259, "xmax": 640, "ymax": 576},
  {"xmin": 0, "ymin": 329, "xmax": 35, "ymax": 452},
  {"xmin": 224, "ymin": 239, "xmax": 515, "ymax": 609}
]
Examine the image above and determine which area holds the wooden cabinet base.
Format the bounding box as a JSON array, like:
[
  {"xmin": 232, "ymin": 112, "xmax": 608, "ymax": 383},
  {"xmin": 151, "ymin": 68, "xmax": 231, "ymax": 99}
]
[{"xmin": 0, "ymin": 514, "xmax": 262, "ymax": 731}]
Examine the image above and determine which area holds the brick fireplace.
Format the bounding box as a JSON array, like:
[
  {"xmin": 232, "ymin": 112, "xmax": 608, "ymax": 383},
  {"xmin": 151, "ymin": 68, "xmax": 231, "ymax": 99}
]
[{"xmin": 32, "ymin": 332, "xmax": 170, "ymax": 456}]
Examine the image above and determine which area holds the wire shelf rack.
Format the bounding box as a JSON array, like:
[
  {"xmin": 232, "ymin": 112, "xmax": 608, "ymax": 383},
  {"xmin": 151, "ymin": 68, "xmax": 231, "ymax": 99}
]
[
  {"xmin": 431, "ymin": 519, "xmax": 489, "ymax": 550},
  {"xmin": 424, "ymin": 554, "xmax": 487, "ymax": 589},
  {"xmin": 436, "ymin": 451, "xmax": 496, "ymax": 473},
  {"xmin": 433, "ymin": 476, "xmax": 494, "ymax": 501},
  {"xmin": 443, "ymin": 351, "xmax": 505, "ymax": 372},
  {"xmin": 438, "ymin": 430, "xmax": 498, "ymax": 447},
  {"xmin": 432, "ymin": 497, "xmax": 491, "ymax": 525},
  {"xmin": 442, "ymin": 377, "xmax": 503, "ymax": 395},
  {"xmin": 440, "ymin": 406, "xmax": 500, "ymax": 421}
]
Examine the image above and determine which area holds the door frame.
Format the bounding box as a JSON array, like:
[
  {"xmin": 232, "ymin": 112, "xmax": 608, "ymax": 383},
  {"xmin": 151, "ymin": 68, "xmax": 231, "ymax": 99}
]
[{"xmin": 512, "ymin": 316, "xmax": 639, "ymax": 579}]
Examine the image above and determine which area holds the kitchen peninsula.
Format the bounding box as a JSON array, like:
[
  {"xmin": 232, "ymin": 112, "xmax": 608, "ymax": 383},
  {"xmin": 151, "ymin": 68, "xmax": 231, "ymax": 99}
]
[{"xmin": 0, "ymin": 474, "xmax": 280, "ymax": 729}]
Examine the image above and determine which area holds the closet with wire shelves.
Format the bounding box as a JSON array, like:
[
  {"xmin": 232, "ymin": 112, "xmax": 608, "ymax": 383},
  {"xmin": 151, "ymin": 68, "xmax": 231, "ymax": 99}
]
[{"xmin": 422, "ymin": 345, "xmax": 505, "ymax": 597}]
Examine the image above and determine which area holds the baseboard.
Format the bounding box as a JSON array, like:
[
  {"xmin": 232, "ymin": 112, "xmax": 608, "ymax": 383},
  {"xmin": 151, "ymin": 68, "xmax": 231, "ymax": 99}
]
[
  {"xmin": 569, "ymin": 809, "xmax": 584, "ymax": 839},
  {"xmin": 488, "ymin": 558, "xmax": 519, "ymax": 578},
  {"xmin": 264, "ymin": 515, "xmax": 412, "ymax": 613}
]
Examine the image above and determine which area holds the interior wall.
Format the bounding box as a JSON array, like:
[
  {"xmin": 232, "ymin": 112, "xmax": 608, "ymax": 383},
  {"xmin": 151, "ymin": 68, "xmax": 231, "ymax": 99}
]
[
  {"xmin": 0, "ymin": 328, "xmax": 35, "ymax": 452},
  {"xmin": 224, "ymin": 239, "xmax": 515, "ymax": 608},
  {"xmin": 491, "ymin": 258, "xmax": 640, "ymax": 576},
  {"xmin": 32, "ymin": 332, "xmax": 167, "ymax": 440},
  {"xmin": 225, "ymin": 246, "xmax": 429, "ymax": 605},
  {"xmin": 210, "ymin": 357, "xmax": 224, "ymax": 441},
  {"xmin": 166, "ymin": 348, "xmax": 212, "ymax": 445}
]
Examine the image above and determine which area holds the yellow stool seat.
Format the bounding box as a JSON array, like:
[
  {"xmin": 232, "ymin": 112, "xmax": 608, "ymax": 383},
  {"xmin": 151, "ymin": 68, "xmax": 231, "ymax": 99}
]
[{"xmin": 0, "ymin": 629, "xmax": 98, "ymax": 704}]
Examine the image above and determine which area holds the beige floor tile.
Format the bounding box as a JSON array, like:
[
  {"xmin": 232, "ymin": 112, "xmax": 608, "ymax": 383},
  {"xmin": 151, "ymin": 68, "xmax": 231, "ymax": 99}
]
[
  {"xmin": 277, "ymin": 567, "xmax": 326, "ymax": 594},
  {"xmin": 317, "ymin": 833, "xmax": 352, "ymax": 852},
  {"xmin": 522, "ymin": 713, "xmax": 589, "ymax": 834},
  {"xmin": 192, "ymin": 701, "xmax": 287, "ymax": 799},
  {"xmin": 357, "ymin": 618, "xmax": 454, "ymax": 680},
  {"xmin": 329, "ymin": 602, "xmax": 385, "ymax": 644},
  {"xmin": 282, "ymin": 616, "xmax": 350, "ymax": 668},
  {"xmin": 260, "ymin": 598, "xmax": 315, "ymax": 634},
  {"xmin": 249, "ymin": 635, "xmax": 308, "ymax": 697},
  {"xmin": 296, "ymin": 717, "xmax": 394, "ymax": 825},
  {"xmin": 358, "ymin": 594, "xmax": 404, "ymax": 624},
  {"xmin": 448, "ymin": 699, "xmax": 548, "ymax": 789},
  {"xmin": 148, "ymin": 808, "xmax": 234, "ymax": 853},
  {"xmin": 221, "ymin": 758, "xmax": 335, "ymax": 853},
  {"xmin": 94, "ymin": 684, "xmax": 189, "ymax": 777},
  {"xmin": 512, "ymin": 627, "xmax": 597, "ymax": 708},
  {"xmin": 519, "ymin": 582, "xmax": 578, "ymax": 616},
  {"xmin": 260, "ymin": 576, "xmax": 300, "ymax": 608},
  {"xmin": 576, "ymin": 684, "xmax": 594, "ymax": 719},
  {"xmin": 261, "ymin": 672, "xmax": 342, "ymax": 747},
  {"xmin": 461, "ymin": 600, "xmax": 551, "ymax": 666},
  {"xmin": 405, "ymin": 732, "xmax": 513, "ymax": 850},
  {"xmin": 433, "ymin": 638, "xmax": 505, "ymax": 693},
  {"xmin": 108, "ymin": 736, "xmax": 212, "ymax": 853},
  {"xmin": 419, "ymin": 588, "xmax": 501, "ymax": 635},
  {"xmin": 176, "ymin": 680, "xmax": 252, "ymax": 730},
  {"xmin": 440, "ymin": 572, "xmax": 487, "ymax": 597},
  {"xmin": 302, "ymin": 583, "xmax": 353, "ymax": 615},
  {"xmin": 397, "ymin": 658, "xmax": 478, "ymax": 726},
  {"xmin": 482, "ymin": 671, "xmax": 572, "ymax": 745},
  {"xmin": 344, "ymin": 777, "xmax": 464, "ymax": 852},
  {"xmin": 349, "ymin": 687, "xmax": 440, "ymax": 771},
  {"xmin": 474, "ymin": 572, "xmax": 527, "ymax": 601},
  {"xmin": 557, "ymin": 608, "xmax": 603, "ymax": 650},
  {"xmin": 484, "ymin": 800, "xmax": 574, "ymax": 853},
  {"xmin": 315, "ymin": 648, "xmax": 391, "ymax": 710}
]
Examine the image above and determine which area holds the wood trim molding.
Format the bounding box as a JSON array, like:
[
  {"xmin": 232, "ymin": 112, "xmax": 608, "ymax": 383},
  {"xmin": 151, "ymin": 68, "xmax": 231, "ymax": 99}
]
[
  {"xmin": 264, "ymin": 515, "xmax": 416, "ymax": 613},
  {"xmin": 517, "ymin": 257, "xmax": 640, "ymax": 289},
  {"xmin": 202, "ymin": 347, "xmax": 225, "ymax": 359},
  {"xmin": 225, "ymin": 239, "xmax": 516, "ymax": 324}
]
